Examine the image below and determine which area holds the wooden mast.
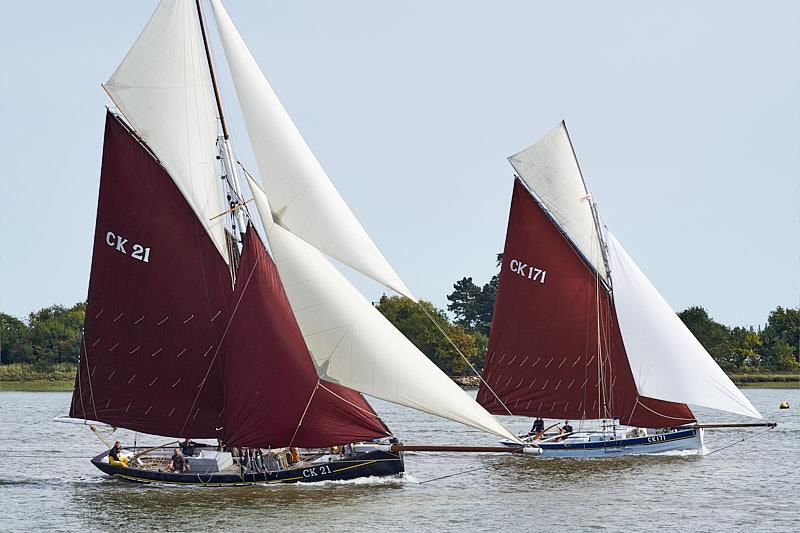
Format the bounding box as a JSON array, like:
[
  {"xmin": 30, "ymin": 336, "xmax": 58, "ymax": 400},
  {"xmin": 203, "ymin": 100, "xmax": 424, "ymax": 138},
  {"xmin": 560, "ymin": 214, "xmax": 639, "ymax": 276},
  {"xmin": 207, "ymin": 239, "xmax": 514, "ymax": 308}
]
[{"xmin": 195, "ymin": 0, "xmax": 229, "ymax": 139}]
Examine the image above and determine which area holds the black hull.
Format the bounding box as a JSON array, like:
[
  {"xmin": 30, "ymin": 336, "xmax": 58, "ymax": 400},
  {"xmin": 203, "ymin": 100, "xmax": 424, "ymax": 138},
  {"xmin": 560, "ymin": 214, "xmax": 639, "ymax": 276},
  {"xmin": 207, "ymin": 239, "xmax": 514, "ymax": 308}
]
[{"xmin": 91, "ymin": 450, "xmax": 404, "ymax": 486}]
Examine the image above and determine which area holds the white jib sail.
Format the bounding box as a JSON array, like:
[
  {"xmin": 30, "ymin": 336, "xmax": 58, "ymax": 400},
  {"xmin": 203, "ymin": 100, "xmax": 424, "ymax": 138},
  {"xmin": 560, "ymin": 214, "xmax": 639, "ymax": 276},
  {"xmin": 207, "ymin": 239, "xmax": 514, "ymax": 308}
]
[
  {"xmin": 104, "ymin": 0, "xmax": 228, "ymax": 261},
  {"xmin": 248, "ymin": 181, "xmax": 515, "ymax": 440},
  {"xmin": 509, "ymin": 122, "xmax": 607, "ymax": 283},
  {"xmin": 209, "ymin": 0, "xmax": 414, "ymax": 300},
  {"xmin": 607, "ymin": 233, "xmax": 762, "ymax": 419}
]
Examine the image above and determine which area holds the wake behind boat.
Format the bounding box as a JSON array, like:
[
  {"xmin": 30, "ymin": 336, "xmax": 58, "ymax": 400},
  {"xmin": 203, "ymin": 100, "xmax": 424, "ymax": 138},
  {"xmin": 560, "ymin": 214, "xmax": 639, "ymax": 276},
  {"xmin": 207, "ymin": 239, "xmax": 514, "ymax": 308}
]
[{"xmin": 476, "ymin": 122, "xmax": 775, "ymax": 458}]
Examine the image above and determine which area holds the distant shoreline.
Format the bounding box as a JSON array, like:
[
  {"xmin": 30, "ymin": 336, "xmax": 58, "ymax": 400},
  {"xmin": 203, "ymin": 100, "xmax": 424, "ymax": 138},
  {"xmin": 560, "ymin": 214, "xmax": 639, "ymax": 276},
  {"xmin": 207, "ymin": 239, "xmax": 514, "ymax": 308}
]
[{"xmin": 0, "ymin": 364, "xmax": 797, "ymax": 391}]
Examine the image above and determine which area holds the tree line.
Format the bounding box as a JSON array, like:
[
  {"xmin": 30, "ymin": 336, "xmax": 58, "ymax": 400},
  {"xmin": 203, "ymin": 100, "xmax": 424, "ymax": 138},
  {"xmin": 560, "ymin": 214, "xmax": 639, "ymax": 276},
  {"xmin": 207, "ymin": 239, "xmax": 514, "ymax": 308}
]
[
  {"xmin": 1, "ymin": 273, "xmax": 798, "ymax": 376},
  {"xmin": 1, "ymin": 302, "xmax": 85, "ymax": 368}
]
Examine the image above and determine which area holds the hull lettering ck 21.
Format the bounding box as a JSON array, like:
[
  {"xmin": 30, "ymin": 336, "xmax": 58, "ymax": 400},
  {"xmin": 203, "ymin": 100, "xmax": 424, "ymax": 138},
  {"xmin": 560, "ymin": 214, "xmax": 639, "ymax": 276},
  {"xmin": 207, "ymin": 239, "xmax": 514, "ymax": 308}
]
[{"xmin": 105, "ymin": 231, "xmax": 151, "ymax": 263}]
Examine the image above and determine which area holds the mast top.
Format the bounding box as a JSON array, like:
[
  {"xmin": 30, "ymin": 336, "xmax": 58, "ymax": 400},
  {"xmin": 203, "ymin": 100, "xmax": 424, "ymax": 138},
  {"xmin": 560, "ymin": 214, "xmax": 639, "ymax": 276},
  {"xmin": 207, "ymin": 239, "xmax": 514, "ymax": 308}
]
[{"xmin": 195, "ymin": 0, "xmax": 230, "ymax": 139}]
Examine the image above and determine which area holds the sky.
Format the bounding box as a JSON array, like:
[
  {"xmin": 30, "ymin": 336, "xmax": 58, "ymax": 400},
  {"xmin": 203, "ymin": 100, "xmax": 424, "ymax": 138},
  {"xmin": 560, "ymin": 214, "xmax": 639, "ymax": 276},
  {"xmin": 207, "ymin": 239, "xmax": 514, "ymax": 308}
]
[{"xmin": 0, "ymin": 1, "xmax": 797, "ymax": 328}]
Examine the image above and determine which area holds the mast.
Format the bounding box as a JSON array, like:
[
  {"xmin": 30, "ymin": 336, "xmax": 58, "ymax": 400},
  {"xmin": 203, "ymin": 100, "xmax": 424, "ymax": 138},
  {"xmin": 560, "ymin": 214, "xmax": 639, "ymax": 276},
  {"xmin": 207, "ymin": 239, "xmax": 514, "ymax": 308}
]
[
  {"xmin": 561, "ymin": 120, "xmax": 613, "ymax": 289},
  {"xmin": 194, "ymin": 0, "xmax": 248, "ymax": 242}
]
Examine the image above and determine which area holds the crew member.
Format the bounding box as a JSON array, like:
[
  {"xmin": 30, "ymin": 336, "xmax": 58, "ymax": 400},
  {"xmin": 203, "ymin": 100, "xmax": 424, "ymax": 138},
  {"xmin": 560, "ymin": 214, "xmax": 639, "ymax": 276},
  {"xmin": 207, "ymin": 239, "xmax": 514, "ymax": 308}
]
[
  {"xmin": 180, "ymin": 437, "xmax": 197, "ymax": 457},
  {"xmin": 167, "ymin": 447, "xmax": 190, "ymax": 473},
  {"xmin": 108, "ymin": 441, "xmax": 129, "ymax": 468},
  {"xmin": 530, "ymin": 417, "xmax": 545, "ymax": 435}
]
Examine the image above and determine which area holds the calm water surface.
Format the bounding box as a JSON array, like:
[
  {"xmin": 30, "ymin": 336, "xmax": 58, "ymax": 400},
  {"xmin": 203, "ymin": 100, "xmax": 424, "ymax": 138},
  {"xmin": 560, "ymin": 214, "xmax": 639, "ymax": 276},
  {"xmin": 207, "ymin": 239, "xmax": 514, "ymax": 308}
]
[{"xmin": 1, "ymin": 389, "xmax": 797, "ymax": 532}]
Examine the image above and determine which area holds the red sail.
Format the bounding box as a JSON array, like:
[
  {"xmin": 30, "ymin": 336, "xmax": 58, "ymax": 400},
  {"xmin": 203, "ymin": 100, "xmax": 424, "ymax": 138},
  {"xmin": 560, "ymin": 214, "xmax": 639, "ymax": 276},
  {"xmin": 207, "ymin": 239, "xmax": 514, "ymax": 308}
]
[
  {"xmin": 477, "ymin": 179, "xmax": 694, "ymax": 427},
  {"xmin": 70, "ymin": 112, "xmax": 232, "ymax": 438},
  {"xmin": 221, "ymin": 228, "xmax": 389, "ymax": 448}
]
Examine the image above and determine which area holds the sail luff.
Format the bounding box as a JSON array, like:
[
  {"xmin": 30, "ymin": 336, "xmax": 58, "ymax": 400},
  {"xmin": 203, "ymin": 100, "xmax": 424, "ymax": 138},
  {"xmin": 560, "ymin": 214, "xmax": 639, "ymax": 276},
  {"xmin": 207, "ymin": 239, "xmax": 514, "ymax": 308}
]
[{"xmin": 208, "ymin": 0, "xmax": 415, "ymax": 300}]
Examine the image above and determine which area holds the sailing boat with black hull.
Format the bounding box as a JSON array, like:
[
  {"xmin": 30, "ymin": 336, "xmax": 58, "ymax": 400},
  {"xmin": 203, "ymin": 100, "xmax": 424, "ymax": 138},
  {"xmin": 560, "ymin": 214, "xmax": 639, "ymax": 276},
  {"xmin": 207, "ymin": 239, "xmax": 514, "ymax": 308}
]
[
  {"xmin": 479, "ymin": 122, "xmax": 775, "ymax": 458},
  {"xmin": 62, "ymin": 0, "xmax": 526, "ymax": 485}
]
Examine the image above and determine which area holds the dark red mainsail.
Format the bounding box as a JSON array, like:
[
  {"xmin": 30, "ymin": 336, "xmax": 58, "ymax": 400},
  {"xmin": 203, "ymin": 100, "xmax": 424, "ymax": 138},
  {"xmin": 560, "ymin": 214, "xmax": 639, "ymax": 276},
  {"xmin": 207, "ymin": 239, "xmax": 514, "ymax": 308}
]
[
  {"xmin": 72, "ymin": 111, "xmax": 391, "ymax": 446},
  {"xmin": 221, "ymin": 228, "xmax": 389, "ymax": 447},
  {"xmin": 477, "ymin": 179, "xmax": 694, "ymax": 428},
  {"xmin": 70, "ymin": 112, "xmax": 232, "ymax": 438}
]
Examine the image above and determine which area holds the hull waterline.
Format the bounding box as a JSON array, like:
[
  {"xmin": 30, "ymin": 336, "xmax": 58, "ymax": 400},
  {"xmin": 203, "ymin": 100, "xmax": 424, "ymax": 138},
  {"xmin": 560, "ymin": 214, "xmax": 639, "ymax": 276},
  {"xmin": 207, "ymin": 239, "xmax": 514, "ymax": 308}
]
[
  {"xmin": 501, "ymin": 428, "xmax": 703, "ymax": 458},
  {"xmin": 91, "ymin": 449, "xmax": 404, "ymax": 486}
]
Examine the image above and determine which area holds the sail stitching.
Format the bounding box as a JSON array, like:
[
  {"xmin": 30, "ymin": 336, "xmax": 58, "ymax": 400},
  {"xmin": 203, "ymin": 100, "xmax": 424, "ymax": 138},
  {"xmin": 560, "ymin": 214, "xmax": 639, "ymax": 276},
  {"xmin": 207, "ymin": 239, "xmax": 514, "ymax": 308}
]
[{"xmin": 178, "ymin": 236, "xmax": 261, "ymax": 438}]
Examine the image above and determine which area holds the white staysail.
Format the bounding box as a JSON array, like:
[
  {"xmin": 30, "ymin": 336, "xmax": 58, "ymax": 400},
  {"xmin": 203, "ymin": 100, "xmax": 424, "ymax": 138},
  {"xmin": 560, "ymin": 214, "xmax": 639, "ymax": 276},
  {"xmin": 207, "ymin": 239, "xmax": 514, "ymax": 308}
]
[
  {"xmin": 607, "ymin": 233, "xmax": 762, "ymax": 419},
  {"xmin": 508, "ymin": 122, "xmax": 607, "ymax": 283},
  {"xmin": 209, "ymin": 0, "xmax": 414, "ymax": 300},
  {"xmin": 104, "ymin": 0, "xmax": 227, "ymax": 261},
  {"xmin": 253, "ymin": 201, "xmax": 515, "ymax": 439}
]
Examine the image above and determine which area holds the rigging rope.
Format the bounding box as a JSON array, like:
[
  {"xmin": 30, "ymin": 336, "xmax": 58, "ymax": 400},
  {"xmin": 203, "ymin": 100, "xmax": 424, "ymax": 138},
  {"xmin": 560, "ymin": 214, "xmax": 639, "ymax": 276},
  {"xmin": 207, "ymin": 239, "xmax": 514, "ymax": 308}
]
[
  {"xmin": 414, "ymin": 301, "xmax": 515, "ymax": 418},
  {"xmin": 416, "ymin": 463, "xmax": 491, "ymax": 485},
  {"xmin": 288, "ymin": 380, "xmax": 320, "ymax": 447},
  {"xmin": 703, "ymin": 426, "xmax": 775, "ymax": 457}
]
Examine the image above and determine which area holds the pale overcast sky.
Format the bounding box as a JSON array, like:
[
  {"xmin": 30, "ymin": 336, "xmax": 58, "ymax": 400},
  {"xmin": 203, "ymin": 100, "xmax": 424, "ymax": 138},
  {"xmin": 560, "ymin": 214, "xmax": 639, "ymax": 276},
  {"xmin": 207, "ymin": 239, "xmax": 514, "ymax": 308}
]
[{"xmin": 0, "ymin": 1, "xmax": 797, "ymax": 327}]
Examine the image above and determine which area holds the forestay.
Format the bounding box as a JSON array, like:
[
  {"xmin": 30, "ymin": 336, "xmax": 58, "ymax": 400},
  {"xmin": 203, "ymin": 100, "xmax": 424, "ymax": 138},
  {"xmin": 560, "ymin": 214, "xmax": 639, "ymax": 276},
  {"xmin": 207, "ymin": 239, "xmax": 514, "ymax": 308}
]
[
  {"xmin": 508, "ymin": 122, "xmax": 607, "ymax": 284},
  {"xmin": 209, "ymin": 0, "xmax": 414, "ymax": 299},
  {"xmin": 606, "ymin": 233, "xmax": 762, "ymax": 419},
  {"xmin": 104, "ymin": 0, "xmax": 227, "ymax": 261},
  {"xmin": 248, "ymin": 183, "xmax": 515, "ymax": 440}
]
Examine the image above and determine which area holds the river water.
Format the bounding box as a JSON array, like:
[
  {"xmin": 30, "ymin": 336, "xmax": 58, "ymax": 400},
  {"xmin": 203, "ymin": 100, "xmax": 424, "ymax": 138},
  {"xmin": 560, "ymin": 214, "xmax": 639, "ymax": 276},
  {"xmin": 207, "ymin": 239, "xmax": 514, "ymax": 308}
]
[{"xmin": 0, "ymin": 389, "xmax": 797, "ymax": 532}]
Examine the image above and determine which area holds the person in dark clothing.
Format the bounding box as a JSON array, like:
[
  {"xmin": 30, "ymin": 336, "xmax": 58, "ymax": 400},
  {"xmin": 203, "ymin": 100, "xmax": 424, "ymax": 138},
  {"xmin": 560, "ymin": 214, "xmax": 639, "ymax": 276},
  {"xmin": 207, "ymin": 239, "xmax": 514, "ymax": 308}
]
[
  {"xmin": 562, "ymin": 421, "xmax": 574, "ymax": 434},
  {"xmin": 167, "ymin": 448, "xmax": 190, "ymax": 473},
  {"xmin": 108, "ymin": 441, "xmax": 128, "ymax": 467},
  {"xmin": 530, "ymin": 418, "xmax": 545, "ymax": 435},
  {"xmin": 180, "ymin": 438, "xmax": 197, "ymax": 457}
]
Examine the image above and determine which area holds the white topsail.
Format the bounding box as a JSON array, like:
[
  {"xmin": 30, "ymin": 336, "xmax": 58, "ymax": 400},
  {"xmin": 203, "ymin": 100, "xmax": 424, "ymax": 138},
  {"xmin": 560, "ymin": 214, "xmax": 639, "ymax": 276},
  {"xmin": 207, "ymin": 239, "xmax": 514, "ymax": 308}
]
[
  {"xmin": 210, "ymin": 0, "xmax": 415, "ymax": 300},
  {"xmin": 607, "ymin": 233, "xmax": 762, "ymax": 419},
  {"xmin": 105, "ymin": 0, "xmax": 228, "ymax": 261},
  {"xmin": 246, "ymin": 177, "xmax": 516, "ymax": 441},
  {"xmin": 508, "ymin": 122, "xmax": 607, "ymax": 284}
]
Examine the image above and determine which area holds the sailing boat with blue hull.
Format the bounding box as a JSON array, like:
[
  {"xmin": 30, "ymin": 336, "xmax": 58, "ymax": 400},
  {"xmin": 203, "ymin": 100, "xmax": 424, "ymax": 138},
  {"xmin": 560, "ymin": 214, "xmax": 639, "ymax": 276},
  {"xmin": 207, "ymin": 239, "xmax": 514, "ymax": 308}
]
[
  {"xmin": 63, "ymin": 0, "xmax": 526, "ymax": 486},
  {"xmin": 479, "ymin": 122, "xmax": 775, "ymax": 458}
]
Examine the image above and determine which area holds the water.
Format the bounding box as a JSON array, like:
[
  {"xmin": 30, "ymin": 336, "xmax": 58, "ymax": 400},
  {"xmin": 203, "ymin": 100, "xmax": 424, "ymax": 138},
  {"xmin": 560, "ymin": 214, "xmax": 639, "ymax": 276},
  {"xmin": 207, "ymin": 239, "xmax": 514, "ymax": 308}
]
[{"xmin": 1, "ymin": 389, "xmax": 797, "ymax": 532}]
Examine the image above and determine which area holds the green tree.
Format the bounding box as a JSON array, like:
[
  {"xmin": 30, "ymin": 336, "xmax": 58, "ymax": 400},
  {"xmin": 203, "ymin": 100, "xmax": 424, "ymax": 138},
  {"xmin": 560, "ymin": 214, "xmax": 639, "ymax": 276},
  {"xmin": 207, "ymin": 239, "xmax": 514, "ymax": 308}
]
[
  {"xmin": 677, "ymin": 306, "xmax": 733, "ymax": 370},
  {"xmin": 759, "ymin": 307, "xmax": 799, "ymax": 370},
  {"xmin": 447, "ymin": 277, "xmax": 482, "ymax": 331},
  {"xmin": 377, "ymin": 295, "xmax": 481, "ymax": 375},
  {"xmin": 729, "ymin": 327, "xmax": 761, "ymax": 371},
  {"xmin": 0, "ymin": 313, "xmax": 31, "ymax": 364},
  {"xmin": 26, "ymin": 302, "xmax": 85, "ymax": 368},
  {"xmin": 762, "ymin": 340, "xmax": 798, "ymax": 372}
]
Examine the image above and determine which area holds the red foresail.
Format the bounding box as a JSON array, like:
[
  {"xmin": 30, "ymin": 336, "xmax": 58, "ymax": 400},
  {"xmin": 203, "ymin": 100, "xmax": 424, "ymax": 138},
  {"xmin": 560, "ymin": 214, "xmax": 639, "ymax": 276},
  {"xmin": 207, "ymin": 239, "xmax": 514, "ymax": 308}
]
[
  {"xmin": 70, "ymin": 112, "xmax": 232, "ymax": 438},
  {"xmin": 221, "ymin": 228, "xmax": 389, "ymax": 448},
  {"xmin": 477, "ymin": 179, "xmax": 694, "ymax": 427}
]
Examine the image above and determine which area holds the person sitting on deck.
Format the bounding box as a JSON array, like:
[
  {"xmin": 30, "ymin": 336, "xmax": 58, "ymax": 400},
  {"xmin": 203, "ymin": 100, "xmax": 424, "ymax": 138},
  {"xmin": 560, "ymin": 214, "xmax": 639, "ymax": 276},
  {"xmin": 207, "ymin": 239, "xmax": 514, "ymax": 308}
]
[
  {"xmin": 167, "ymin": 448, "xmax": 191, "ymax": 473},
  {"xmin": 108, "ymin": 441, "xmax": 129, "ymax": 468},
  {"xmin": 557, "ymin": 420, "xmax": 574, "ymax": 441},
  {"xmin": 180, "ymin": 437, "xmax": 197, "ymax": 457},
  {"xmin": 530, "ymin": 418, "xmax": 545, "ymax": 436}
]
